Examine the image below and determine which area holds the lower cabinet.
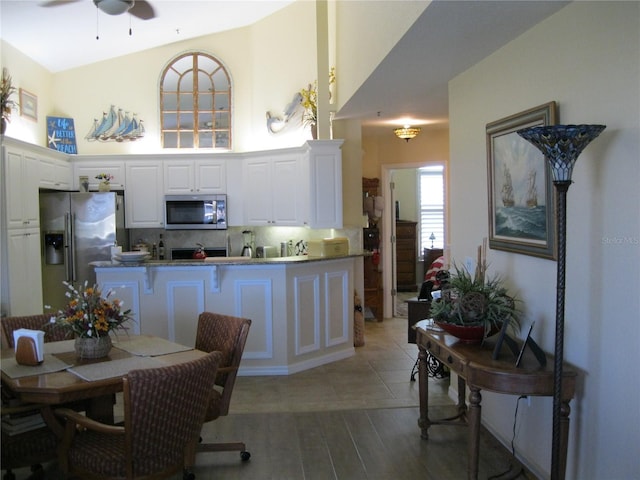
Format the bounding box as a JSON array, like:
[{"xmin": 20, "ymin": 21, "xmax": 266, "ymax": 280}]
[
  {"xmin": 6, "ymin": 229, "xmax": 43, "ymax": 315},
  {"xmin": 95, "ymin": 257, "xmax": 356, "ymax": 375}
]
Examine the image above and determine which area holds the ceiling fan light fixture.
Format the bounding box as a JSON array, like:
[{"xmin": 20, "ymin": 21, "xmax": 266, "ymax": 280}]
[
  {"xmin": 394, "ymin": 125, "xmax": 421, "ymax": 142},
  {"xmin": 94, "ymin": 0, "xmax": 134, "ymax": 16}
]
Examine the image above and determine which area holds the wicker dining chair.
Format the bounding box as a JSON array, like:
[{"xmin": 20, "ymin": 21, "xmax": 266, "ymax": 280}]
[
  {"xmin": 55, "ymin": 351, "xmax": 222, "ymax": 480},
  {"xmin": 1, "ymin": 314, "xmax": 69, "ymax": 480},
  {"xmin": 194, "ymin": 312, "xmax": 252, "ymax": 461},
  {"xmin": 0, "ymin": 314, "xmax": 67, "ymax": 350}
]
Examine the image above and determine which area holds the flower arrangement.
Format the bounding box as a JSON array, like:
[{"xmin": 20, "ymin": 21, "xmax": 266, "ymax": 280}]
[
  {"xmin": 48, "ymin": 281, "xmax": 133, "ymax": 339},
  {"xmin": 300, "ymin": 67, "xmax": 336, "ymax": 127},
  {"xmin": 1, "ymin": 67, "xmax": 18, "ymax": 125},
  {"xmin": 95, "ymin": 173, "xmax": 114, "ymax": 184}
]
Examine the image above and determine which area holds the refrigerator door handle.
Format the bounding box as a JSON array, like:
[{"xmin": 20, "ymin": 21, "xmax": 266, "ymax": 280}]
[
  {"xmin": 70, "ymin": 213, "xmax": 77, "ymax": 283},
  {"xmin": 64, "ymin": 213, "xmax": 73, "ymax": 283}
]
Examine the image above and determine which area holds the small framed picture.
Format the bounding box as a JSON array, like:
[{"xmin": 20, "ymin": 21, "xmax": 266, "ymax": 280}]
[{"xmin": 19, "ymin": 88, "xmax": 38, "ymax": 121}]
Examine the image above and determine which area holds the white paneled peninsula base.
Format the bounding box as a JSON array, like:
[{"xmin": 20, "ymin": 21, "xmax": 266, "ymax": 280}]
[{"xmin": 94, "ymin": 255, "xmax": 362, "ymax": 376}]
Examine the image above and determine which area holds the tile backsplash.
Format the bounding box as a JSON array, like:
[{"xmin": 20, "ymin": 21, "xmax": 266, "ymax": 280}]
[{"xmin": 129, "ymin": 226, "xmax": 362, "ymax": 258}]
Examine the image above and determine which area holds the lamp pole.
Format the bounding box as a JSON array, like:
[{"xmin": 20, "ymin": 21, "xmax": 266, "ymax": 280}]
[{"xmin": 517, "ymin": 124, "xmax": 605, "ymax": 480}]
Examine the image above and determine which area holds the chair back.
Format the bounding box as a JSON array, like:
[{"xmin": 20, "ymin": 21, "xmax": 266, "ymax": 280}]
[
  {"xmin": 1, "ymin": 314, "xmax": 68, "ymax": 349},
  {"xmin": 195, "ymin": 312, "xmax": 251, "ymax": 416},
  {"xmin": 123, "ymin": 351, "xmax": 222, "ymax": 477}
]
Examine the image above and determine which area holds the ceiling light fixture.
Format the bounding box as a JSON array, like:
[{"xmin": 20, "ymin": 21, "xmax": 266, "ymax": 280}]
[
  {"xmin": 394, "ymin": 124, "xmax": 421, "ymax": 142},
  {"xmin": 94, "ymin": 0, "xmax": 134, "ymax": 16}
]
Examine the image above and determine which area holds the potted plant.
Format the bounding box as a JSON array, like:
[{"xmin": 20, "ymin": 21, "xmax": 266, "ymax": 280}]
[
  {"xmin": 1, "ymin": 67, "xmax": 18, "ymax": 134},
  {"xmin": 429, "ymin": 260, "xmax": 520, "ymax": 344},
  {"xmin": 48, "ymin": 281, "xmax": 134, "ymax": 358}
]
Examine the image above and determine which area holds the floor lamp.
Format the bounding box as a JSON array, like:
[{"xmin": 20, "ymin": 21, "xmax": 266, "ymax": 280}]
[{"xmin": 517, "ymin": 124, "xmax": 606, "ymax": 479}]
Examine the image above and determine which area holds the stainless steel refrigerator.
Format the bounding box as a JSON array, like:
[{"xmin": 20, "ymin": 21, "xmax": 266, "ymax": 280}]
[{"xmin": 40, "ymin": 192, "xmax": 127, "ymax": 311}]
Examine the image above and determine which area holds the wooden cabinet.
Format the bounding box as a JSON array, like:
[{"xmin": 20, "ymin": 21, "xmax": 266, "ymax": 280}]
[
  {"xmin": 125, "ymin": 161, "xmax": 164, "ymax": 228},
  {"xmin": 164, "ymin": 159, "xmax": 226, "ymax": 194},
  {"xmin": 396, "ymin": 220, "xmax": 418, "ymax": 292},
  {"xmin": 363, "ymin": 254, "xmax": 383, "ymax": 321}
]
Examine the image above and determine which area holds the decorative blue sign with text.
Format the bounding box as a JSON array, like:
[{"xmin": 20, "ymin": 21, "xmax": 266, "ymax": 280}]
[{"xmin": 47, "ymin": 116, "xmax": 77, "ymax": 154}]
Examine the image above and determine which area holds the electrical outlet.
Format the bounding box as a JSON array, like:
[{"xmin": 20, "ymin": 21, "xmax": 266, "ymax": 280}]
[
  {"xmin": 525, "ymin": 395, "xmax": 531, "ymax": 407},
  {"xmin": 464, "ymin": 256, "xmax": 475, "ymax": 275}
]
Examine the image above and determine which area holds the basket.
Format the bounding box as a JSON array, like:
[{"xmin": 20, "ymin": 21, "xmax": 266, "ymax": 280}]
[{"xmin": 74, "ymin": 336, "xmax": 112, "ymax": 359}]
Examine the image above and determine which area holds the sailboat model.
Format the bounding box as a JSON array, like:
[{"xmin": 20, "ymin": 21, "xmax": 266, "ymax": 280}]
[
  {"xmin": 501, "ymin": 166, "xmax": 515, "ymax": 207},
  {"xmin": 526, "ymin": 169, "xmax": 538, "ymax": 208}
]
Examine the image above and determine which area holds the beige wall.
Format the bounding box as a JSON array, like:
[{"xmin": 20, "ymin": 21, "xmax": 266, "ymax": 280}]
[{"xmin": 449, "ymin": 2, "xmax": 639, "ymax": 478}]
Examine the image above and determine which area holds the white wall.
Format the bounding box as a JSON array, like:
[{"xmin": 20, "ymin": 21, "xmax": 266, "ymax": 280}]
[{"xmin": 449, "ymin": 2, "xmax": 639, "ymax": 478}]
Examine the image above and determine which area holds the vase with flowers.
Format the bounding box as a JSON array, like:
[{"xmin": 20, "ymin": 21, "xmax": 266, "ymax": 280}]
[
  {"xmin": 48, "ymin": 281, "xmax": 133, "ymax": 358},
  {"xmin": 1, "ymin": 68, "xmax": 18, "ymax": 135},
  {"xmin": 429, "ymin": 247, "xmax": 520, "ymax": 344},
  {"xmin": 95, "ymin": 173, "xmax": 113, "ymax": 192},
  {"xmin": 300, "ymin": 67, "xmax": 336, "ymax": 139}
]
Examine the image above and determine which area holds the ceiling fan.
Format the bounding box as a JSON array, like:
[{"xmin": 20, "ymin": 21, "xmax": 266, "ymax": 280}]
[{"xmin": 42, "ymin": 0, "xmax": 156, "ymax": 20}]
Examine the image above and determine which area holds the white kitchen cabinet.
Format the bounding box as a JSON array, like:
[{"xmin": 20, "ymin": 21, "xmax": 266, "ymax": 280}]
[
  {"xmin": 305, "ymin": 140, "xmax": 343, "ymax": 229},
  {"xmin": 4, "ymin": 148, "xmax": 40, "ymax": 229},
  {"xmin": 243, "ymin": 154, "xmax": 304, "ymax": 226},
  {"xmin": 39, "ymin": 155, "xmax": 72, "ymax": 190},
  {"xmin": 73, "ymin": 159, "xmax": 126, "ymax": 191},
  {"xmin": 125, "ymin": 161, "xmax": 164, "ymax": 228},
  {"xmin": 6, "ymin": 228, "xmax": 43, "ymax": 315},
  {"xmin": 164, "ymin": 159, "xmax": 226, "ymax": 194}
]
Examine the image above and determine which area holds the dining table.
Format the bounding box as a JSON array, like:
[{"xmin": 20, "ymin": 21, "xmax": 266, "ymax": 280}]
[{"xmin": 1, "ymin": 335, "xmax": 206, "ymax": 437}]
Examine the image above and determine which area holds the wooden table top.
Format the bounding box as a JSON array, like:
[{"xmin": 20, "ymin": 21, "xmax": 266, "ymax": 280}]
[
  {"xmin": 1, "ymin": 336, "xmax": 206, "ymax": 405},
  {"xmin": 416, "ymin": 322, "xmax": 576, "ymax": 399}
]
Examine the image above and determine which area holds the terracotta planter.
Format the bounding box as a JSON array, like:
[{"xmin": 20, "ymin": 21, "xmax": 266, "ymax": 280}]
[{"xmin": 434, "ymin": 321, "xmax": 499, "ymax": 344}]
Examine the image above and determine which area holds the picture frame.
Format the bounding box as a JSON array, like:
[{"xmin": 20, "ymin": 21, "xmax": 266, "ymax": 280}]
[
  {"xmin": 486, "ymin": 101, "xmax": 558, "ymax": 259},
  {"xmin": 19, "ymin": 88, "xmax": 37, "ymax": 121}
]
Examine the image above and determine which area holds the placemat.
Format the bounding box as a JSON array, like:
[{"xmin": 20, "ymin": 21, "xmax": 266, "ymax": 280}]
[
  {"xmin": 44, "ymin": 339, "xmax": 76, "ymax": 354},
  {"xmin": 67, "ymin": 356, "xmax": 163, "ymax": 382},
  {"xmin": 1, "ymin": 354, "xmax": 72, "ymax": 379},
  {"xmin": 112, "ymin": 336, "xmax": 193, "ymax": 356}
]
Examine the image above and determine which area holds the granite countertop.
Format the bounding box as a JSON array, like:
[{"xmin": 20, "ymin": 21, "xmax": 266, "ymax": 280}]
[{"xmin": 92, "ymin": 253, "xmax": 364, "ymax": 268}]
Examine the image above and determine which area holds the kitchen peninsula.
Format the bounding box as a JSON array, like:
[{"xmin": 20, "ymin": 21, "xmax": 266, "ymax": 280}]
[{"xmin": 93, "ymin": 254, "xmax": 363, "ymax": 376}]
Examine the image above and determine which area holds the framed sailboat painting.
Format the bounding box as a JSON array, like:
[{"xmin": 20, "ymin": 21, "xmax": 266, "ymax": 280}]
[{"xmin": 486, "ymin": 102, "xmax": 557, "ymax": 260}]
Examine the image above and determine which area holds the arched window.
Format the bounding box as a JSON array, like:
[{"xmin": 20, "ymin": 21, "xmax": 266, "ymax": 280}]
[{"xmin": 160, "ymin": 52, "xmax": 231, "ymax": 149}]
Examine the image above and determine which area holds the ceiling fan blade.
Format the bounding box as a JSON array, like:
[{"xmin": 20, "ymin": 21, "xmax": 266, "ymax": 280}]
[
  {"xmin": 40, "ymin": 0, "xmax": 83, "ymax": 7},
  {"xmin": 130, "ymin": 0, "xmax": 155, "ymax": 20}
]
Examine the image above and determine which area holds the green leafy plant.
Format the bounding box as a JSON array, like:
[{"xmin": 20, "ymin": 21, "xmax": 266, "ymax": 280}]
[
  {"xmin": 430, "ymin": 263, "xmax": 520, "ymax": 337},
  {"xmin": 1, "ymin": 67, "xmax": 18, "ymax": 123}
]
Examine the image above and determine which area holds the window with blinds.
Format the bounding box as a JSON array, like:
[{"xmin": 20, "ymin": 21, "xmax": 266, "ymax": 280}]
[{"xmin": 418, "ymin": 165, "xmax": 445, "ymax": 254}]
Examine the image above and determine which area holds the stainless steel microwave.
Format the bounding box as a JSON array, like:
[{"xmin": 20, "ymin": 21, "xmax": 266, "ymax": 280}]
[{"xmin": 164, "ymin": 194, "xmax": 227, "ymax": 230}]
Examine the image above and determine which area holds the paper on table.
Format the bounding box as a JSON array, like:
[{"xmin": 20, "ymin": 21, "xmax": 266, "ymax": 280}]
[
  {"xmin": 67, "ymin": 356, "xmax": 163, "ymax": 382},
  {"xmin": 112, "ymin": 336, "xmax": 193, "ymax": 357},
  {"xmin": 1, "ymin": 354, "xmax": 72, "ymax": 379}
]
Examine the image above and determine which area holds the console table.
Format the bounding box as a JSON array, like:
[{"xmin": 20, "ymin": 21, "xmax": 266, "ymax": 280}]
[{"xmin": 415, "ymin": 320, "xmax": 577, "ymax": 480}]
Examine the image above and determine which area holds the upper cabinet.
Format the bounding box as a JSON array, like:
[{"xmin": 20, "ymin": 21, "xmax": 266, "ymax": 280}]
[
  {"xmin": 3, "ymin": 146, "xmax": 40, "ymax": 229},
  {"xmin": 73, "ymin": 159, "xmax": 126, "ymax": 191},
  {"xmin": 243, "ymin": 153, "xmax": 304, "ymax": 226},
  {"xmin": 164, "ymin": 158, "xmax": 226, "ymax": 194},
  {"xmin": 125, "ymin": 160, "xmax": 164, "ymax": 228},
  {"xmin": 39, "ymin": 155, "xmax": 72, "ymax": 190},
  {"xmin": 242, "ymin": 141, "xmax": 343, "ymax": 228},
  {"xmin": 305, "ymin": 140, "xmax": 343, "ymax": 229}
]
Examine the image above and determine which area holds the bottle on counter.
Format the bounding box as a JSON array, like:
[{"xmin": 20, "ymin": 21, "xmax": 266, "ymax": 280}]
[
  {"xmin": 151, "ymin": 243, "xmax": 157, "ymax": 259},
  {"xmin": 158, "ymin": 234, "xmax": 165, "ymax": 260}
]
